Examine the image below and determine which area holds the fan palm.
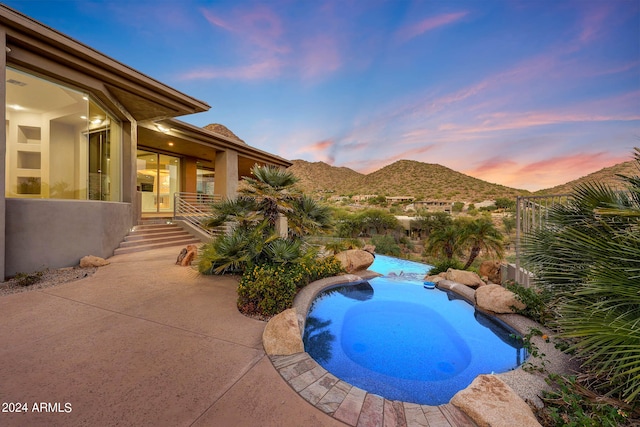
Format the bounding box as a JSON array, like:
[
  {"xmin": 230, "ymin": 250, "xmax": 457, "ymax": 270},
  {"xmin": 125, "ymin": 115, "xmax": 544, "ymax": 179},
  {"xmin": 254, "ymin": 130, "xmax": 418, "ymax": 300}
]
[
  {"xmin": 202, "ymin": 195, "xmax": 259, "ymax": 229},
  {"xmin": 287, "ymin": 195, "xmax": 334, "ymax": 238},
  {"xmin": 522, "ymin": 149, "xmax": 640, "ymax": 404},
  {"xmin": 239, "ymin": 164, "xmax": 300, "ymax": 227}
]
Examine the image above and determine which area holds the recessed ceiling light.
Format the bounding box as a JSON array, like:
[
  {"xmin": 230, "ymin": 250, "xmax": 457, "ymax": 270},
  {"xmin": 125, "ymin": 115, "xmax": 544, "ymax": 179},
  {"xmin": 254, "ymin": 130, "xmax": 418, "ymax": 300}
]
[
  {"xmin": 7, "ymin": 79, "xmax": 26, "ymax": 87},
  {"xmin": 168, "ymin": 142, "xmax": 174, "ymax": 146}
]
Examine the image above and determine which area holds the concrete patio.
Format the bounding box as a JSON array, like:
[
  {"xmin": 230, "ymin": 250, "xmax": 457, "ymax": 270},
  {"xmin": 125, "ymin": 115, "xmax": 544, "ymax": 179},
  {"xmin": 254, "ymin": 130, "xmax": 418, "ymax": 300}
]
[{"xmin": 0, "ymin": 246, "xmax": 345, "ymax": 427}]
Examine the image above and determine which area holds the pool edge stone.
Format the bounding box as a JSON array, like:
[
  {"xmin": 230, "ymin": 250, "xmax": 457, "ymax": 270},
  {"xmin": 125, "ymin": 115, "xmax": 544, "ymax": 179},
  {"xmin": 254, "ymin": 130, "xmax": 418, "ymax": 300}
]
[{"xmin": 265, "ymin": 269, "xmax": 570, "ymax": 426}]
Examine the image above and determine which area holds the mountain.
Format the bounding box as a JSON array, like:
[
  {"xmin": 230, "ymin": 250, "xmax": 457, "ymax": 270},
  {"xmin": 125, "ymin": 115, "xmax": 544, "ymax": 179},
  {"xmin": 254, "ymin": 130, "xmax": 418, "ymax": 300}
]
[
  {"xmin": 288, "ymin": 159, "xmax": 530, "ymax": 202},
  {"xmin": 287, "ymin": 160, "xmax": 365, "ymax": 194},
  {"xmin": 536, "ymin": 160, "xmax": 637, "ymax": 195}
]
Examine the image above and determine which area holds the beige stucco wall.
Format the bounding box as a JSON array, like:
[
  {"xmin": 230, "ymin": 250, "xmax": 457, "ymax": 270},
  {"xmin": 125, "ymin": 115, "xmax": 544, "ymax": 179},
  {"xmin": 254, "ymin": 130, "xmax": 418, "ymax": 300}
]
[{"xmin": 5, "ymin": 199, "xmax": 132, "ymax": 277}]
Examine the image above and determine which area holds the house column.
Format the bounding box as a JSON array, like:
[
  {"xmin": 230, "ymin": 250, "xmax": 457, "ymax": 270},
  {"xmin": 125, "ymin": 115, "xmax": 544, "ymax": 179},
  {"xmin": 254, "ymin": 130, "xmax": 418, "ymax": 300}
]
[
  {"xmin": 214, "ymin": 149, "xmax": 238, "ymax": 199},
  {"xmin": 181, "ymin": 157, "xmax": 197, "ymax": 193},
  {"xmin": 0, "ymin": 30, "xmax": 7, "ymax": 281}
]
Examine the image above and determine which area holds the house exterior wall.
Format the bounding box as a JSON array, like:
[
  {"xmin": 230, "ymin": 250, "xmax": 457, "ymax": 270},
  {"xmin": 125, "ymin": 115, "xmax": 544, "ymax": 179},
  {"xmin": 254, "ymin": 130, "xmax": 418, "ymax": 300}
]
[{"xmin": 5, "ymin": 199, "xmax": 131, "ymax": 277}]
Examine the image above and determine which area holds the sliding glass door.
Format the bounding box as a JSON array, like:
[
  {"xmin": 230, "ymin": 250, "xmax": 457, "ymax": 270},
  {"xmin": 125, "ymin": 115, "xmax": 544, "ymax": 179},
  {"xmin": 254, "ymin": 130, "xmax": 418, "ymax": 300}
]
[{"xmin": 136, "ymin": 150, "xmax": 181, "ymax": 213}]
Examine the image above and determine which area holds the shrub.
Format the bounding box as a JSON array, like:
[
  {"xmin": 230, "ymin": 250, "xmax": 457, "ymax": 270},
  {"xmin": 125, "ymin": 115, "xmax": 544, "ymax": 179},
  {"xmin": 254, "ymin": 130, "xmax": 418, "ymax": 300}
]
[
  {"xmin": 13, "ymin": 271, "xmax": 43, "ymax": 287},
  {"xmin": 535, "ymin": 374, "xmax": 636, "ymax": 426},
  {"xmin": 237, "ymin": 256, "xmax": 344, "ymax": 317},
  {"xmin": 504, "ymin": 281, "xmax": 554, "ymax": 325},
  {"xmin": 428, "ymin": 258, "xmax": 464, "ymax": 275},
  {"xmin": 371, "ymin": 234, "xmax": 401, "ymax": 256}
]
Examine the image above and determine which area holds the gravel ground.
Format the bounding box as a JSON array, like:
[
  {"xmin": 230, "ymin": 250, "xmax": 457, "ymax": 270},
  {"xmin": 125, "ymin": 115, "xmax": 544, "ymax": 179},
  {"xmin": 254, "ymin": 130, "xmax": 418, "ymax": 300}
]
[{"xmin": 0, "ymin": 266, "xmax": 97, "ymax": 297}]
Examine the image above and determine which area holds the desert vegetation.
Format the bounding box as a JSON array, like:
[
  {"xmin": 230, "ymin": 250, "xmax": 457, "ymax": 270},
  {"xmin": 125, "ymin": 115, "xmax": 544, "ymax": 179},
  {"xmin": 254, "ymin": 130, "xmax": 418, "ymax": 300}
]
[
  {"xmin": 517, "ymin": 150, "xmax": 640, "ymax": 424},
  {"xmin": 200, "ymin": 155, "xmax": 640, "ymax": 424},
  {"xmin": 198, "ymin": 165, "xmax": 343, "ymax": 317}
]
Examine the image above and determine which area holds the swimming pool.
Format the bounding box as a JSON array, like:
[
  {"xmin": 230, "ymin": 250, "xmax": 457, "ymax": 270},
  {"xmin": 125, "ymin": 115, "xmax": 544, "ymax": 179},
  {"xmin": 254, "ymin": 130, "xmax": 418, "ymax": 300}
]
[{"xmin": 302, "ymin": 255, "xmax": 526, "ymax": 405}]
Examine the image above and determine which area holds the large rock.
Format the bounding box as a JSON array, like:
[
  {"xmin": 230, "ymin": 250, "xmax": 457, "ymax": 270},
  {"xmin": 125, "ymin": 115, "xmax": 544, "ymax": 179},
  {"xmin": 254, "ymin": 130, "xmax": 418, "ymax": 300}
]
[
  {"xmin": 478, "ymin": 260, "xmax": 502, "ymax": 284},
  {"xmin": 451, "ymin": 375, "xmax": 541, "ymax": 427},
  {"xmin": 475, "ymin": 284, "xmax": 526, "ymax": 313},
  {"xmin": 79, "ymin": 255, "xmax": 109, "ymax": 268},
  {"xmin": 445, "ymin": 268, "xmax": 485, "ymax": 287},
  {"xmin": 262, "ymin": 308, "xmax": 304, "ymax": 356},
  {"xmin": 335, "ymin": 249, "xmax": 375, "ymax": 273}
]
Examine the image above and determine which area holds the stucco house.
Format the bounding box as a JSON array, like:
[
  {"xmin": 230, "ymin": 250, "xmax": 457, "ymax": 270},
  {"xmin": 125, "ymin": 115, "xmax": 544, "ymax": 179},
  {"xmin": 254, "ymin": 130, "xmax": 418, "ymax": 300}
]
[{"xmin": 0, "ymin": 5, "xmax": 291, "ymax": 279}]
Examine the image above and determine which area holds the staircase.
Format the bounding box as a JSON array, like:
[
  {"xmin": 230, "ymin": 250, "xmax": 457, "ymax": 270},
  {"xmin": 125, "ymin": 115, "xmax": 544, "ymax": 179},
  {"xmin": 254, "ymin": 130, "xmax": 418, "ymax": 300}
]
[{"xmin": 114, "ymin": 222, "xmax": 201, "ymax": 255}]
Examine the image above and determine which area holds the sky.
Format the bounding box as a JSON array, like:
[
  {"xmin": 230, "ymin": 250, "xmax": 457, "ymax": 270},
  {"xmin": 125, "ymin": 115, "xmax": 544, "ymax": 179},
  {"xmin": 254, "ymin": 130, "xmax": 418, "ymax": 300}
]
[{"xmin": 5, "ymin": 0, "xmax": 639, "ymax": 191}]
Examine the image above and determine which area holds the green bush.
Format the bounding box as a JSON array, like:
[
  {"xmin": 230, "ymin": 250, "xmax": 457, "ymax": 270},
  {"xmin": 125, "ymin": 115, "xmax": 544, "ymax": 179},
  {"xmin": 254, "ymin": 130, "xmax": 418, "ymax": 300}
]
[
  {"xmin": 504, "ymin": 281, "xmax": 554, "ymax": 325},
  {"xmin": 13, "ymin": 271, "xmax": 43, "ymax": 287},
  {"xmin": 237, "ymin": 256, "xmax": 344, "ymax": 317},
  {"xmin": 535, "ymin": 374, "xmax": 635, "ymax": 426},
  {"xmin": 427, "ymin": 258, "xmax": 464, "ymax": 275},
  {"xmin": 371, "ymin": 234, "xmax": 401, "ymax": 256}
]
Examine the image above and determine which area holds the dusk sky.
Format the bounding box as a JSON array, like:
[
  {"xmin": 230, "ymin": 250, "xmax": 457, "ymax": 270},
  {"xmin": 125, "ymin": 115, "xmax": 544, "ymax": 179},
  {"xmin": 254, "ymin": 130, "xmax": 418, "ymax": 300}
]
[{"xmin": 6, "ymin": 0, "xmax": 639, "ymax": 191}]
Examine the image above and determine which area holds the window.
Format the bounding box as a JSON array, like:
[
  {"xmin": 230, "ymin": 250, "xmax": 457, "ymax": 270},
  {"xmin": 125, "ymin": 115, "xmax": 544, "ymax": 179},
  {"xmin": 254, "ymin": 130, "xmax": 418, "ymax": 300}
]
[{"xmin": 5, "ymin": 67, "xmax": 122, "ymax": 201}]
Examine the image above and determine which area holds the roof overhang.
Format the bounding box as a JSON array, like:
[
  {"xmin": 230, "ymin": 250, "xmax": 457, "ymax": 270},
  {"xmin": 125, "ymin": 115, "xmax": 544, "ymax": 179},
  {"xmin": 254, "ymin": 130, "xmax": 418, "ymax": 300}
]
[
  {"xmin": 0, "ymin": 4, "xmax": 210, "ymax": 121},
  {"xmin": 138, "ymin": 119, "xmax": 292, "ymax": 173}
]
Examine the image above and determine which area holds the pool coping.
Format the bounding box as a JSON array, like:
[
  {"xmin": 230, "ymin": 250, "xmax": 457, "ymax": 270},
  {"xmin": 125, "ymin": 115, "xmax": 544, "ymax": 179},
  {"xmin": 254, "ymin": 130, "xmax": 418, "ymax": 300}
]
[{"xmin": 267, "ymin": 271, "xmax": 574, "ymax": 426}]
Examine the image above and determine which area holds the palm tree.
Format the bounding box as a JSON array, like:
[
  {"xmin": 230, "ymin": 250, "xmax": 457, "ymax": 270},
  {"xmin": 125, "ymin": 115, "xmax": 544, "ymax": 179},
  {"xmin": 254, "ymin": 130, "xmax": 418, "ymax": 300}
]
[
  {"xmin": 523, "ymin": 149, "xmax": 640, "ymax": 404},
  {"xmin": 202, "ymin": 196, "xmax": 259, "ymax": 229},
  {"xmin": 239, "ymin": 164, "xmax": 300, "ymax": 227},
  {"xmin": 425, "ymin": 224, "xmax": 464, "ymax": 260},
  {"xmin": 459, "ymin": 217, "xmax": 504, "ymax": 269},
  {"xmin": 287, "ymin": 195, "xmax": 333, "ymax": 238}
]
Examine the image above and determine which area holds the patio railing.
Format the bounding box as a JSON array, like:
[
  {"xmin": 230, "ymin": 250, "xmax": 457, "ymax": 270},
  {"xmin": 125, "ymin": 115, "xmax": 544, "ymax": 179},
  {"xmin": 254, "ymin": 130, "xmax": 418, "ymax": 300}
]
[
  {"xmin": 514, "ymin": 194, "xmax": 572, "ymax": 285},
  {"xmin": 173, "ymin": 192, "xmax": 225, "ymax": 237}
]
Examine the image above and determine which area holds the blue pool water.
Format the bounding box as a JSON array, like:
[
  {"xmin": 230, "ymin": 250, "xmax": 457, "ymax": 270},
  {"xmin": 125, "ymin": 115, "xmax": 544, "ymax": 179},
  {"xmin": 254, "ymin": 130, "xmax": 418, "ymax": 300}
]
[{"xmin": 303, "ymin": 255, "xmax": 525, "ymax": 405}]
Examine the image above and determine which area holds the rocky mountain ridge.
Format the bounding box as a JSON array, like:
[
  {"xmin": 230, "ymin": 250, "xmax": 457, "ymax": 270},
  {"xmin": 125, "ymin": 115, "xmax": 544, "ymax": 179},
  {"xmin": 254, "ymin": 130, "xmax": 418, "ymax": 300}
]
[{"xmin": 288, "ymin": 158, "xmax": 635, "ymax": 203}]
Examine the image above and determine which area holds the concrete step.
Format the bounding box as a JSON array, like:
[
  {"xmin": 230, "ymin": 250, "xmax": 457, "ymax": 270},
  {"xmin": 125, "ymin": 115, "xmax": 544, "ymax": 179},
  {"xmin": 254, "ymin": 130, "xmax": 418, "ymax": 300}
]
[
  {"xmin": 138, "ymin": 217, "xmax": 174, "ymax": 225},
  {"xmin": 113, "ymin": 237, "xmax": 201, "ymax": 255},
  {"xmin": 119, "ymin": 233, "xmax": 194, "ymax": 248},
  {"xmin": 131, "ymin": 223, "xmax": 179, "ymax": 231},
  {"xmin": 124, "ymin": 229, "xmax": 190, "ymax": 242}
]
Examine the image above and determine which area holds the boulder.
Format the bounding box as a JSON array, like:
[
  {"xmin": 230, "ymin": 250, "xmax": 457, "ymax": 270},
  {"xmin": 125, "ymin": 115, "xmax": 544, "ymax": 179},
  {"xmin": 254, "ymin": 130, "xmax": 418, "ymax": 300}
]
[
  {"xmin": 451, "ymin": 375, "xmax": 541, "ymax": 427},
  {"xmin": 262, "ymin": 308, "xmax": 304, "ymax": 356},
  {"xmin": 180, "ymin": 245, "xmax": 198, "ymax": 266},
  {"xmin": 335, "ymin": 249, "xmax": 375, "ymax": 273},
  {"xmin": 475, "ymin": 284, "xmax": 526, "ymax": 313},
  {"xmin": 478, "ymin": 260, "xmax": 502, "ymax": 284},
  {"xmin": 362, "ymin": 244, "xmax": 376, "ymax": 254},
  {"xmin": 445, "ymin": 268, "xmax": 485, "ymax": 288},
  {"xmin": 79, "ymin": 255, "xmax": 109, "ymax": 268},
  {"xmin": 423, "ymin": 275, "xmax": 444, "ymax": 284}
]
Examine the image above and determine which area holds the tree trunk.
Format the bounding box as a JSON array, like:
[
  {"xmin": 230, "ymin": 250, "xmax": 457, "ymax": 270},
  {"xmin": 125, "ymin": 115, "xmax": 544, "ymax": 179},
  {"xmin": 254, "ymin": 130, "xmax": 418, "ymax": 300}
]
[{"xmin": 464, "ymin": 246, "xmax": 480, "ymax": 269}]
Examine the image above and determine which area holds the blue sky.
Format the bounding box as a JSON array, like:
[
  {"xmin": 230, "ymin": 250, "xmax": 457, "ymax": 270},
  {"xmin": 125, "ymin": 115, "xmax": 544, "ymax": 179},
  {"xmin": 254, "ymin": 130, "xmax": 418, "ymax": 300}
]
[{"xmin": 6, "ymin": 0, "xmax": 639, "ymax": 190}]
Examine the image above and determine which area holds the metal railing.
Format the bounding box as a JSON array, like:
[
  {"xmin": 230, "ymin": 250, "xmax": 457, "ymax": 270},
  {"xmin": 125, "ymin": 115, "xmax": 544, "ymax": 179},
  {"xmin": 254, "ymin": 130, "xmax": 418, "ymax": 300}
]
[
  {"xmin": 173, "ymin": 192, "xmax": 223, "ymax": 236},
  {"xmin": 514, "ymin": 194, "xmax": 572, "ymax": 285}
]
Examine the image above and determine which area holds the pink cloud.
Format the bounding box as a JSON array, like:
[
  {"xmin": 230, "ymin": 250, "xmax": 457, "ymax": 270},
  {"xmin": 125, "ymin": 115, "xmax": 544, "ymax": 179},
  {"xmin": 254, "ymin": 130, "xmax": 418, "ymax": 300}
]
[
  {"xmin": 299, "ymin": 35, "xmax": 342, "ymax": 80},
  {"xmin": 300, "ymin": 139, "xmax": 334, "ymax": 153},
  {"xmin": 463, "ymin": 152, "xmax": 631, "ymax": 191},
  {"xmin": 178, "ymin": 59, "xmax": 283, "ymax": 81},
  {"xmin": 202, "ymin": 6, "xmax": 289, "ymax": 54},
  {"xmin": 578, "ymin": 5, "xmax": 610, "ymax": 44},
  {"xmin": 396, "ymin": 11, "xmax": 469, "ymax": 43}
]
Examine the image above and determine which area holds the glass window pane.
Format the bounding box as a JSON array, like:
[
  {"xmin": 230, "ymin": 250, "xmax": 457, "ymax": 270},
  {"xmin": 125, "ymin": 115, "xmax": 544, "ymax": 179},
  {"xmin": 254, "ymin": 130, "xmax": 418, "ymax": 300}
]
[{"xmin": 5, "ymin": 67, "xmax": 121, "ymax": 201}]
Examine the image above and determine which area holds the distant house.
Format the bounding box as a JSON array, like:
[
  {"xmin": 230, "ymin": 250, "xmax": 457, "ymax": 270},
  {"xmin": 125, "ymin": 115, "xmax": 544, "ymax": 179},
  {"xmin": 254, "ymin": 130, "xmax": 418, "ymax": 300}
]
[
  {"xmin": 413, "ymin": 200, "xmax": 453, "ymax": 213},
  {"xmin": 385, "ymin": 196, "xmax": 415, "ymax": 203},
  {"xmin": 0, "ymin": 5, "xmax": 290, "ymax": 279},
  {"xmin": 352, "ymin": 194, "xmax": 377, "ymax": 202}
]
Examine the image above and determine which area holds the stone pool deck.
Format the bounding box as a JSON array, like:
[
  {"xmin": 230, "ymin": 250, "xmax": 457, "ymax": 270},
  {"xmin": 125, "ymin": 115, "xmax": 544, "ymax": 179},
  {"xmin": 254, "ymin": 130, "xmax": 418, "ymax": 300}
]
[{"xmin": 270, "ymin": 352, "xmax": 476, "ymax": 427}]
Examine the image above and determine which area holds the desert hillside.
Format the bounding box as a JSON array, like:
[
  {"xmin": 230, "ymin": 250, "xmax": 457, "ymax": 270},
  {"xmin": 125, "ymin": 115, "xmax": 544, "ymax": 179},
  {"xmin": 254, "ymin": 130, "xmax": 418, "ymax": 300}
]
[
  {"xmin": 289, "ymin": 158, "xmax": 636, "ymax": 203},
  {"xmin": 289, "ymin": 159, "xmax": 530, "ymax": 202},
  {"xmin": 536, "ymin": 160, "xmax": 637, "ymax": 195}
]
